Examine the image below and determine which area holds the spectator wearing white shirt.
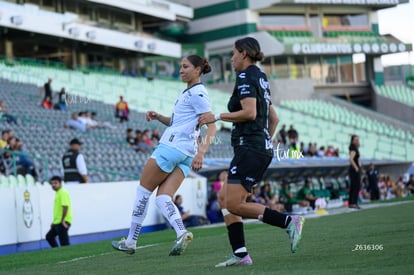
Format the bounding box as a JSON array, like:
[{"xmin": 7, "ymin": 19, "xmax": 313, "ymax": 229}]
[{"xmin": 65, "ymin": 113, "xmax": 88, "ymax": 131}]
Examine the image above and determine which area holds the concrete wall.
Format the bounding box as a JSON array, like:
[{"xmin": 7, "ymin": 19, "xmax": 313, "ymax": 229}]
[
  {"xmin": 269, "ymin": 78, "xmax": 314, "ymax": 103},
  {"xmin": 374, "ymin": 94, "xmax": 414, "ymax": 125},
  {"xmin": 210, "ymin": 78, "xmax": 314, "ymax": 103}
]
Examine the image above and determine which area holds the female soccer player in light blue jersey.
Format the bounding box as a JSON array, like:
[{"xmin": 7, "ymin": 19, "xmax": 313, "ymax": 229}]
[{"xmin": 112, "ymin": 55, "xmax": 216, "ymax": 256}]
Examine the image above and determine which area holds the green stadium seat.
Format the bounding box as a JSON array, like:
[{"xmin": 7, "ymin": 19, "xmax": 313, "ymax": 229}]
[{"xmin": 17, "ymin": 174, "xmax": 26, "ymax": 186}]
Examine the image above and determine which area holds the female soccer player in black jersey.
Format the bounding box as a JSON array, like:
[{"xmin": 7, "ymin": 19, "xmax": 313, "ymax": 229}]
[{"xmin": 200, "ymin": 37, "xmax": 305, "ymax": 267}]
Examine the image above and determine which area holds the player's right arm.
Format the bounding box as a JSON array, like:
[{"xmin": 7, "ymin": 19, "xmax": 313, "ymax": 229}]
[{"xmin": 146, "ymin": 110, "xmax": 171, "ymax": 126}]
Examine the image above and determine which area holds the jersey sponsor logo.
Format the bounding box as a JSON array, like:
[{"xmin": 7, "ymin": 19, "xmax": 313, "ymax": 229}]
[
  {"xmin": 230, "ymin": 166, "xmax": 237, "ymax": 175},
  {"xmin": 259, "ymin": 77, "xmax": 269, "ymax": 90},
  {"xmin": 245, "ymin": 176, "xmax": 255, "ymax": 182},
  {"xmin": 238, "ymin": 72, "xmax": 246, "ymax": 79},
  {"xmin": 264, "ymin": 91, "xmax": 271, "ymax": 101},
  {"xmin": 237, "ymin": 84, "xmax": 250, "ymax": 90},
  {"xmin": 240, "ymin": 90, "xmax": 251, "ymax": 95},
  {"xmin": 265, "ymin": 139, "xmax": 273, "ymax": 150}
]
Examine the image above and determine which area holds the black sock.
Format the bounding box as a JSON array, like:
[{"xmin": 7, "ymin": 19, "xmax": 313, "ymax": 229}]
[
  {"xmin": 262, "ymin": 207, "xmax": 292, "ymax": 229},
  {"xmin": 227, "ymin": 222, "xmax": 248, "ymax": 258}
]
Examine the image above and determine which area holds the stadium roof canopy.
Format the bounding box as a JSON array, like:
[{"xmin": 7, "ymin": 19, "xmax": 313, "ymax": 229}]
[{"xmin": 86, "ymin": 0, "xmax": 193, "ymax": 21}]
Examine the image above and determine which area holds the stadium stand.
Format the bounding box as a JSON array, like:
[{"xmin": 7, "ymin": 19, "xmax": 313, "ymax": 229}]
[
  {"xmin": 280, "ymin": 99, "xmax": 414, "ymax": 161},
  {"xmin": 376, "ymin": 85, "xmax": 414, "ymax": 107},
  {"xmin": 1, "ymin": 59, "xmax": 413, "ymax": 183}
]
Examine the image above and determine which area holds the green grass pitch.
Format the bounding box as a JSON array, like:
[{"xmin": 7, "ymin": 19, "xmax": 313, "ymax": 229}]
[{"xmin": 1, "ymin": 201, "xmax": 413, "ymax": 275}]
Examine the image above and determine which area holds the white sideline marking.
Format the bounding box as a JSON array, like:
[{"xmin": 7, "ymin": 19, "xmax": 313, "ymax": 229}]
[{"xmin": 58, "ymin": 244, "xmax": 158, "ymax": 264}]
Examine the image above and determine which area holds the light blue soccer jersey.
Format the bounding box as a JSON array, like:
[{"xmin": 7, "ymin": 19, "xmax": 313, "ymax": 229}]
[{"xmin": 159, "ymin": 83, "xmax": 211, "ymax": 157}]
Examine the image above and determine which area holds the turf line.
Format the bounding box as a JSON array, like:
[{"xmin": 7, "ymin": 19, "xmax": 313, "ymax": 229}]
[{"xmin": 58, "ymin": 244, "xmax": 159, "ymax": 264}]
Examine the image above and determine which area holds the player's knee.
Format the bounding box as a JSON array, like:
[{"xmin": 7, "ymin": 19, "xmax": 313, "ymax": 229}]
[{"xmin": 226, "ymin": 202, "xmax": 241, "ymax": 216}]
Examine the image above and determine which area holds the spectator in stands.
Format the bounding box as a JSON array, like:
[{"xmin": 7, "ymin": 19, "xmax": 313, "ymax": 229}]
[
  {"xmin": 296, "ymin": 179, "xmax": 316, "ymax": 210},
  {"xmin": 277, "ymin": 124, "xmax": 287, "ymax": 145},
  {"xmin": 0, "ymin": 130, "xmax": 10, "ymax": 149},
  {"xmin": 78, "ymin": 111, "xmax": 98, "ymax": 129},
  {"xmin": 260, "ymin": 183, "xmax": 278, "ymax": 206},
  {"xmin": 302, "ymin": 142, "xmax": 311, "ymax": 157},
  {"xmin": 406, "ymin": 174, "xmax": 414, "ymax": 195},
  {"xmin": 64, "ymin": 112, "xmax": 88, "ymax": 132},
  {"xmin": 385, "ymin": 175, "xmax": 396, "ymax": 200},
  {"xmin": 366, "ymin": 163, "xmax": 379, "ymax": 200},
  {"xmin": 289, "ymin": 141, "xmax": 301, "ymax": 159},
  {"xmin": 1, "ymin": 136, "xmax": 16, "ymax": 175},
  {"xmin": 279, "ymin": 182, "xmax": 297, "ymax": 213},
  {"xmin": 212, "ymin": 170, "xmax": 228, "ymax": 194},
  {"xmin": 115, "ymin": 96, "xmax": 129, "ymax": 123},
  {"xmin": 348, "ymin": 134, "xmax": 362, "ymax": 209},
  {"xmin": 251, "ymin": 186, "xmax": 266, "ymax": 204},
  {"xmin": 324, "ymin": 145, "xmax": 335, "ymax": 157},
  {"xmin": 41, "ymin": 96, "xmax": 53, "ymax": 109},
  {"xmin": 90, "ymin": 112, "xmax": 116, "ymax": 129},
  {"xmin": 135, "ymin": 132, "xmax": 152, "ymax": 153},
  {"xmin": 151, "ymin": 128, "xmax": 160, "ymax": 141},
  {"xmin": 333, "ymin": 148, "xmax": 340, "ymax": 157},
  {"xmin": 174, "ymin": 194, "xmax": 201, "ymax": 228},
  {"xmin": 299, "ymin": 142, "xmax": 305, "ymax": 155},
  {"xmin": 7, "ymin": 129, "xmax": 15, "ymax": 139},
  {"xmin": 317, "ymin": 146, "xmax": 325, "ymax": 157},
  {"xmin": 3, "ymin": 136, "xmax": 17, "ymax": 159},
  {"xmin": 207, "ymin": 192, "xmax": 223, "ymax": 224},
  {"xmin": 0, "ymin": 101, "xmax": 18, "ymax": 124},
  {"xmin": 126, "ymin": 128, "xmax": 136, "ymax": 146},
  {"xmin": 38, "ymin": 78, "xmax": 53, "ymax": 104},
  {"xmin": 112, "ymin": 54, "xmax": 216, "ymax": 257},
  {"xmin": 378, "ymin": 175, "xmax": 387, "ymax": 200},
  {"xmin": 46, "ymin": 176, "xmax": 72, "ymax": 248},
  {"xmin": 61, "ymin": 138, "xmax": 88, "ymax": 184},
  {"xmin": 359, "ymin": 177, "xmax": 371, "ymax": 203},
  {"xmin": 151, "ymin": 135, "xmax": 160, "ymax": 147},
  {"xmin": 308, "ymin": 143, "xmax": 318, "ymax": 157},
  {"xmin": 395, "ymin": 176, "xmax": 406, "ymax": 197},
  {"xmin": 287, "ymin": 125, "xmax": 298, "ymax": 141},
  {"xmin": 142, "ymin": 129, "xmax": 153, "ymax": 147},
  {"xmin": 14, "ymin": 138, "xmax": 37, "ymax": 179},
  {"xmin": 54, "ymin": 88, "xmax": 68, "ymax": 111}
]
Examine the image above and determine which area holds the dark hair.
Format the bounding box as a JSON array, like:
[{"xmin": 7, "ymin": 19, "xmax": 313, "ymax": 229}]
[
  {"xmin": 1, "ymin": 130, "xmax": 10, "ymax": 136},
  {"xmin": 186, "ymin": 55, "xmax": 212, "ymax": 75},
  {"xmin": 50, "ymin": 176, "xmax": 62, "ymax": 183},
  {"xmin": 234, "ymin": 37, "xmax": 264, "ymax": 62},
  {"xmin": 349, "ymin": 134, "xmax": 358, "ymax": 150}
]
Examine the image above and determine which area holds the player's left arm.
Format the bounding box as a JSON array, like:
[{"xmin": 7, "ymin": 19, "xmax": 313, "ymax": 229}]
[
  {"xmin": 192, "ymin": 116, "xmax": 216, "ymax": 172},
  {"xmin": 268, "ymin": 105, "xmax": 279, "ymax": 139}
]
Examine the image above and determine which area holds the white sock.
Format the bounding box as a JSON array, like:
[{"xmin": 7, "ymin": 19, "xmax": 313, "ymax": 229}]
[
  {"xmin": 126, "ymin": 185, "xmax": 152, "ymax": 246},
  {"xmin": 156, "ymin": 194, "xmax": 187, "ymax": 239}
]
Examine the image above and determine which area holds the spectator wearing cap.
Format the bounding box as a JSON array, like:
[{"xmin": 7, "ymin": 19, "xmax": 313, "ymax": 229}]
[
  {"xmin": 115, "ymin": 96, "xmax": 129, "ymax": 123},
  {"xmin": 61, "ymin": 138, "xmax": 88, "ymax": 184}
]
